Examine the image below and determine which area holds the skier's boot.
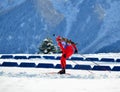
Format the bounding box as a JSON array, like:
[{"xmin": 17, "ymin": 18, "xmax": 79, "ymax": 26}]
[{"xmin": 58, "ymin": 69, "xmax": 66, "ymax": 74}]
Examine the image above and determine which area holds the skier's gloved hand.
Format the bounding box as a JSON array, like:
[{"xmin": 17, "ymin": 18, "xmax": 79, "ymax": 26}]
[
  {"xmin": 75, "ymin": 49, "xmax": 78, "ymax": 54},
  {"xmin": 63, "ymin": 54, "xmax": 66, "ymax": 58},
  {"xmin": 56, "ymin": 36, "xmax": 61, "ymax": 41}
]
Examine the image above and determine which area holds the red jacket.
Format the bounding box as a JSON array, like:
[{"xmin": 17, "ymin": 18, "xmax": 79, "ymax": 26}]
[
  {"xmin": 58, "ymin": 41, "xmax": 74, "ymax": 54},
  {"xmin": 56, "ymin": 36, "xmax": 74, "ymax": 55}
]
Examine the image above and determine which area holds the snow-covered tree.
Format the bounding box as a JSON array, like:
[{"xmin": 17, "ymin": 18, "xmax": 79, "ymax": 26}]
[{"xmin": 38, "ymin": 38, "xmax": 57, "ymax": 54}]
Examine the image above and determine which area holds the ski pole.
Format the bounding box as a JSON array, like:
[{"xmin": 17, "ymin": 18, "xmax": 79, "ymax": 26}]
[
  {"xmin": 53, "ymin": 34, "xmax": 57, "ymax": 38},
  {"xmin": 79, "ymin": 54, "xmax": 101, "ymax": 66},
  {"xmin": 79, "ymin": 54, "xmax": 111, "ymax": 73},
  {"xmin": 70, "ymin": 60, "xmax": 94, "ymax": 74}
]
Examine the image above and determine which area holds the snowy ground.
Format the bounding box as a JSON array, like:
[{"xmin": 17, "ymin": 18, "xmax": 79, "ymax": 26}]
[
  {"xmin": 0, "ymin": 67, "xmax": 120, "ymax": 92},
  {"xmin": 0, "ymin": 53, "xmax": 120, "ymax": 92}
]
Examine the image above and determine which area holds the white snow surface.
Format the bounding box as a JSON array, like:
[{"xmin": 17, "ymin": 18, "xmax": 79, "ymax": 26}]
[{"xmin": 0, "ymin": 53, "xmax": 120, "ymax": 92}]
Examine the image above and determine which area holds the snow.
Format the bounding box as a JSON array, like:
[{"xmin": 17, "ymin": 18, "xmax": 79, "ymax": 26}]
[
  {"xmin": 0, "ymin": 77, "xmax": 120, "ymax": 92},
  {"xmin": 0, "ymin": 53, "xmax": 120, "ymax": 92},
  {"xmin": 0, "ymin": 67, "xmax": 120, "ymax": 92}
]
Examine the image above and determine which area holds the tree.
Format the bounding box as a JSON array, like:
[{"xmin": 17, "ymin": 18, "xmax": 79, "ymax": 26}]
[{"xmin": 38, "ymin": 38, "xmax": 57, "ymax": 54}]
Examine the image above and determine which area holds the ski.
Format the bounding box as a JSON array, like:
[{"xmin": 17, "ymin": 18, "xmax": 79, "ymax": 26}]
[{"xmin": 44, "ymin": 72, "xmax": 71, "ymax": 75}]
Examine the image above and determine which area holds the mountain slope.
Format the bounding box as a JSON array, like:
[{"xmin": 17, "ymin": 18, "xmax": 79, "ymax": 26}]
[{"xmin": 0, "ymin": 0, "xmax": 120, "ymax": 54}]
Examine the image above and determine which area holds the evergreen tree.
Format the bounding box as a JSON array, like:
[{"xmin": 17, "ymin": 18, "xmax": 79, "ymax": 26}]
[{"xmin": 38, "ymin": 38, "xmax": 57, "ymax": 54}]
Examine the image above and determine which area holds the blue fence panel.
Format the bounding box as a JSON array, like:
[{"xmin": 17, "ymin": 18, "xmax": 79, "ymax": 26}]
[
  {"xmin": 100, "ymin": 58, "xmax": 115, "ymax": 62},
  {"xmin": 112, "ymin": 66, "xmax": 120, "ymax": 71},
  {"xmin": 73, "ymin": 65, "xmax": 91, "ymax": 70},
  {"xmin": 1, "ymin": 62, "xmax": 18, "ymax": 67},
  {"xmin": 92, "ymin": 66, "xmax": 111, "ymax": 71},
  {"xmin": 55, "ymin": 64, "xmax": 61, "ymax": 69},
  {"xmin": 66, "ymin": 64, "xmax": 72, "ymax": 69},
  {"xmin": 56, "ymin": 56, "xmax": 84, "ymax": 61},
  {"xmin": 19, "ymin": 62, "xmax": 36, "ymax": 68},
  {"xmin": 43, "ymin": 56, "xmax": 55, "ymax": 60},
  {"xmin": 1, "ymin": 55, "xmax": 13, "ymax": 59},
  {"xmin": 55, "ymin": 56, "xmax": 61, "ymax": 60},
  {"xmin": 14, "ymin": 56, "xmax": 27, "ymax": 59},
  {"xmin": 85, "ymin": 57, "xmax": 99, "ymax": 61},
  {"xmin": 55, "ymin": 64, "xmax": 72, "ymax": 69},
  {"xmin": 116, "ymin": 59, "xmax": 120, "ymax": 62},
  {"xmin": 36, "ymin": 63, "xmax": 54, "ymax": 68},
  {"xmin": 28, "ymin": 56, "xmax": 41, "ymax": 59},
  {"xmin": 70, "ymin": 57, "xmax": 84, "ymax": 61}
]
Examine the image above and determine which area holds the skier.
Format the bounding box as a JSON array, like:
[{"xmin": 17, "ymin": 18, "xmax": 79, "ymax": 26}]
[{"xmin": 56, "ymin": 36, "xmax": 78, "ymax": 74}]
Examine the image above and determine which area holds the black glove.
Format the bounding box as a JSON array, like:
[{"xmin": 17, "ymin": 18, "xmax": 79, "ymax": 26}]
[
  {"xmin": 75, "ymin": 50, "xmax": 78, "ymax": 54},
  {"xmin": 63, "ymin": 54, "xmax": 66, "ymax": 58}
]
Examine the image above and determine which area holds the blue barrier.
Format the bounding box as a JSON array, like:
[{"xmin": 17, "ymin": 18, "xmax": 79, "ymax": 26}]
[
  {"xmin": 43, "ymin": 56, "xmax": 55, "ymax": 59},
  {"xmin": 1, "ymin": 55, "xmax": 13, "ymax": 59},
  {"xmin": 14, "ymin": 56, "xmax": 27, "ymax": 59},
  {"xmin": 100, "ymin": 58, "xmax": 115, "ymax": 62},
  {"xmin": 56, "ymin": 56, "xmax": 61, "ymax": 60},
  {"xmin": 55, "ymin": 64, "xmax": 72, "ymax": 69},
  {"xmin": 66, "ymin": 64, "xmax": 72, "ymax": 69},
  {"xmin": 92, "ymin": 66, "xmax": 111, "ymax": 71},
  {"xmin": 116, "ymin": 59, "xmax": 120, "ymax": 62},
  {"xmin": 1, "ymin": 62, "xmax": 18, "ymax": 67},
  {"xmin": 70, "ymin": 57, "xmax": 84, "ymax": 61},
  {"xmin": 36, "ymin": 63, "xmax": 54, "ymax": 68},
  {"xmin": 56, "ymin": 56, "xmax": 84, "ymax": 61},
  {"xmin": 85, "ymin": 57, "xmax": 99, "ymax": 61},
  {"xmin": 28, "ymin": 56, "xmax": 41, "ymax": 59},
  {"xmin": 19, "ymin": 62, "xmax": 36, "ymax": 68},
  {"xmin": 54, "ymin": 64, "xmax": 61, "ymax": 69},
  {"xmin": 73, "ymin": 65, "xmax": 91, "ymax": 70},
  {"xmin": 112, "ymin": 66, "xmax": 120, "ymax": 71}
]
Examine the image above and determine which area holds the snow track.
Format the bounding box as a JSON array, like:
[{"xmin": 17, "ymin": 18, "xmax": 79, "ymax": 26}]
[{"xmin": 0, "ymin": 67, "xmax": 120, "ymax": 79}]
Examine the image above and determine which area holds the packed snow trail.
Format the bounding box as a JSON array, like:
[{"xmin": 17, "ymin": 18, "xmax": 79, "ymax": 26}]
[{"xmin": 0, "ymin": 67, "xmax": 120, "ymax": 79}]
